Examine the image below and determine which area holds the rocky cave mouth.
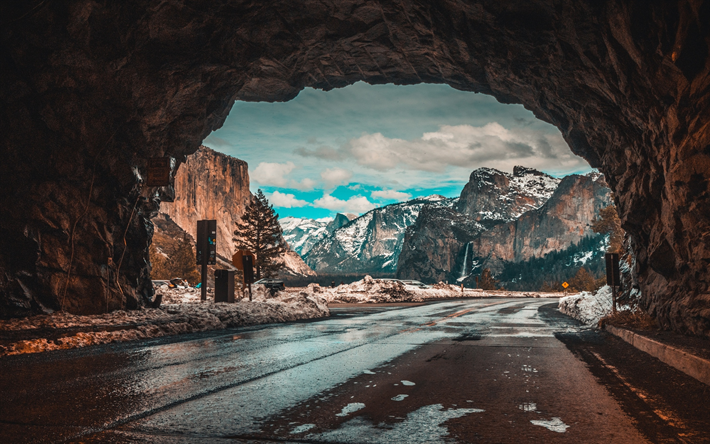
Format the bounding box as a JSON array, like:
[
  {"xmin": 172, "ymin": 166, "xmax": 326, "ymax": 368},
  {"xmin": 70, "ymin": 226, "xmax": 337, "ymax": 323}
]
[{"xmin": 1, "ymin": 1, "xmax": 709, "ymax": 336}]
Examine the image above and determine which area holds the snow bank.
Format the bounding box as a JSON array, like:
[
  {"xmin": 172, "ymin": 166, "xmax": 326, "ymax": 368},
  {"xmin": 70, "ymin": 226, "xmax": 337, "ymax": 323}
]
[
  {"xmin": 0, "ymin": 290, "xmax": 329, "ymax": 356},
  {"xmin": 286, "ymin": 276, "xmax": 561, "ymax": 304},
  {"xmin": 558, "ymin": 285, "xmax": 613, "ymax": 326}
]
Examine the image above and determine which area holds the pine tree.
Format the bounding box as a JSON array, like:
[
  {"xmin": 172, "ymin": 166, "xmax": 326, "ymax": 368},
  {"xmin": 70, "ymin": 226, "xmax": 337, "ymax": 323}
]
[
  {"xmin": 233, "ymin": 189, "xmax": 287, "ymax": 280},
  {"xmin": 591, "ymin": 204, "xmax": 624, "ymax": 253}
]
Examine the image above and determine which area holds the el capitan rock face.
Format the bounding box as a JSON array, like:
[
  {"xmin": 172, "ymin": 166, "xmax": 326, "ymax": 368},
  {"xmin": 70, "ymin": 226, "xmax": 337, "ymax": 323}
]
[
  {"xmin": 162, "ymin": 146, "xmax": 250, "ymax": 260},
  {"xmin": 1, "ymin": 1, "xmax": 710, "ymax": 335}
]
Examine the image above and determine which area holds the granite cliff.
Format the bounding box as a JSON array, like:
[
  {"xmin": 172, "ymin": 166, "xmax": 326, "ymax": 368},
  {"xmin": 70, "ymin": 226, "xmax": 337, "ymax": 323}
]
[
  {"xmin": 457, "ymin": 167, "xmax": 560, "ymax": 226},
  {"xmin": 160, "ymin": 146, "xmax": 314, "ymax": 278},
  {"xmin": 468, "ymin": 173, "xmax": 611, "ymax": 274},
  {"xmin": 397, "ymin": 170, "xmax": 611, "ymax": 285},
  {"xmin": 162, "ymin": 146, "xmax": 250, "ymax": 259}
]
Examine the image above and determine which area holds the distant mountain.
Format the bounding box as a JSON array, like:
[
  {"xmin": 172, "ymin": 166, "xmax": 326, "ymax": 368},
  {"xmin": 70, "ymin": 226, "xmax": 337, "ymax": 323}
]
[
  {"xmin": 456, "ymin": 166, "xmax": 560, "ymax": 226},
  {"xmin": 304, "ymin": 195, "xmax": 456, "ymax": 274},
  {"xmin": 396, "ymin": 206, "xmax": 485, "ymax": 283},
  {"xmin": 467, "ymin": 172, "xmax": 610, "ymax": 276},
  {"xmin": 280, "ymin": 213, "xmax": 356, "ymax": 256},
  {"xmin": 397, "ymin": 168, "xmax": 611, "ymax": 288}
]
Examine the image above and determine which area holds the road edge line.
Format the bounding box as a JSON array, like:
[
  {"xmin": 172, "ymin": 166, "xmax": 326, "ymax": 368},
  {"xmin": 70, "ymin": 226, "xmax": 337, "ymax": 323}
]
[{"xmin": 605, "ymin": 325, "xmax": 710, "ymax": 387}]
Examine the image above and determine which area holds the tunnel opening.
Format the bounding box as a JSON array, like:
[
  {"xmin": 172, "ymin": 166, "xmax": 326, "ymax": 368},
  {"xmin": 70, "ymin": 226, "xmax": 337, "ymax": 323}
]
[
  {"xmin": 154, "ymin": 82, "xmax": 605, "ymax": 295},
  {"xmin": 1, "ymin": 1, "xmax": 709, "ymax": 336}
]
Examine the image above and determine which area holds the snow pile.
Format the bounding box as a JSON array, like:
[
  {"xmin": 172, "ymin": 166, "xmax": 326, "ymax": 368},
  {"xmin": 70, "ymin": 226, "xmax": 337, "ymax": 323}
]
[
  {"xmin": 284, "ymin": 276, "xmax": 559, "ymax": 304},
  {"xmin": 558, "ymin": 285, "xmax": 613, "ymax": 326},
  {"xmin": 0, "ymin": 291, "xmax": 329, "ymax": 356},
  {"xmin": 159, "ymin": 285, "xmax": 210, "ymax": 304}
]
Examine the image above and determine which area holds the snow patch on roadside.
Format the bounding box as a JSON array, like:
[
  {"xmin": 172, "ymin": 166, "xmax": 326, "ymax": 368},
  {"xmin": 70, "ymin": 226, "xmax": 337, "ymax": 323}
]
[
  {"xmin": 0, "ymin": 289, "xmax": 329, "ymax": 356},
  {"xmin": 558, "ymin": 286, "xmax": 612, "ymax": 326},
  {"xmin": 292, "ymin": 276, "xmax": 561, "ymax": 304}
]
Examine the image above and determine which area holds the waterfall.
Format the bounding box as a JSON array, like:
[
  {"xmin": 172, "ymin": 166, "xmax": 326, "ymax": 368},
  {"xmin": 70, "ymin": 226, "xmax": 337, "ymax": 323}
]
[{"xmin": 459, "ymin": 242, "xmax": 471, "ymax": 280}]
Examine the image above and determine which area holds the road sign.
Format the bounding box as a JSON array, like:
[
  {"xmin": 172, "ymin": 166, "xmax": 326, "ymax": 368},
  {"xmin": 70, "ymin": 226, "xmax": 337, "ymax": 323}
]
[
  {"xmin": 196, "ymin": 220, "xmax": 217, "ymax": 266},
  {"xmin": 232, "ymin": 250, "xmax": 255, "ymax": 271},
  {"xmin": 214, "ymin": 269, "xmax": 235, "ymax": 303},
  {"xmin": 606, "ymin": 252, "xmax": 621, "ymax": 314},
  {"xmin": 146, "ymin": 157, "xmax": 171, "ymax": 187},
  {"xmin": 196, "ymin": 220, "xmax": 217, "ymax": 302},
  {"xmin": 242, "ymin": 254, "xmax": 255, "ymax": 285},
  {"xmin": 562, "ymin": 282, "xmax": 569, "ymax": 289},
  {"xmin": 605, "ymin": 253, "xmax": 621, "ymax": 286}
]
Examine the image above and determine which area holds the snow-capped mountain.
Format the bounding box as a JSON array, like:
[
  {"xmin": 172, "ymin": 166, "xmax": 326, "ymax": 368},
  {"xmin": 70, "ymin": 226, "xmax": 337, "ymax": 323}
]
[
  {"xmin": 304, "ymin": 195, "xmax": 456, "ymax": 273},
  {"xmin": 397, "ymin": 169, "xmax": 612, "ymax": 287},
  {"xmin": 456, "ymin": 166, "xmax": 561, "ymax": 225},
  {"xmin": 280, "ymin": 213, "xmax": 356, "ymax": 256}
]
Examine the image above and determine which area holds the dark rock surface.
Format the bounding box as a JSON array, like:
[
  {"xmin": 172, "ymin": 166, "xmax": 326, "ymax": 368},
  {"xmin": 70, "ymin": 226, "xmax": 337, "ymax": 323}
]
[
  {"xmin": 1, "ymin": 1, "xmax": 709, "ymax": 335},
  {"xmin": 470, "ymin": 173, "xmax": 612, "ymax": 274},
  {"xmin": 397, "ymin": 206, "xmax": 484, "ymax": 283}
]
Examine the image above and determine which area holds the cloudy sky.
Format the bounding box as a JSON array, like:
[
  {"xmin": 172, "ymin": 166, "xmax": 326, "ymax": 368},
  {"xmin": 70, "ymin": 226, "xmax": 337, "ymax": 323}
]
[{"xmin": 204, "ymin": 82, "xmax": 592, "ymax": 219}]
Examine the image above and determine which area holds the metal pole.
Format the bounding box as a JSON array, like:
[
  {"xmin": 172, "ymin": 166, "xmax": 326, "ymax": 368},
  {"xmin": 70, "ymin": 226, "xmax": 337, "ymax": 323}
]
[
  {"xmin": 611, "ymin": 266, "xmax": 617, "ymax": 314},
  {"xmin": 200, "ymin": 258, "xmax": 207, "ymax": 302},
  {"xmin": 248, "ymin": 283, "xmax": 252, "ymax": 302}
]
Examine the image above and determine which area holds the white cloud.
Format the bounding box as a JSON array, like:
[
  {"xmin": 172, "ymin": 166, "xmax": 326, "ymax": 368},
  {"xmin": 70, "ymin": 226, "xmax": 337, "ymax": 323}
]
[
  {"xmin": 320, "ymin": 168, "xmax": 353, "ymax": 188},
  {"xmin": 251, "ymin": 162, "xmax": 296, "ymax": 187},
  {"xmin": 341, "ymin": 123, "xmax": 589, "ymax": 174},
  {"xmin": 371, "ymin": 189, "xmax": 412, "ymax": 201},
  {"xmin": 291, "ymin": 178, "xmax": 317, "ymax": 191},
  {"xmin": 268, "ymin": 191, "xmax": 308, "ymax": 208},
  {"xmin": 312, "ymin": 193, "xmax": 375, "ymax": 214}
]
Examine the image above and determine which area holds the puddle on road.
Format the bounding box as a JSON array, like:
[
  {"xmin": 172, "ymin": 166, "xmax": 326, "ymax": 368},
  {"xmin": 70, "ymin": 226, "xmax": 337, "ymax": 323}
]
[
  {"xmin": 291, "ymin": 423, "xmax": 316, "ymax": 434},
  {"xmin": 530, "ymin": 417, "xmax": 569, "ymax": 433},
  {"xmin": 336, "ymin": 402, "xmax": 366, "ymax": 417},
  {"xmin": 307, "ymin": 404, "xmax": 484, "ymax": 443},
  {"xmin": 518, "ymin": 402, "xmax": 537, "ymax": 412},
  {"xmin": 391, "ymin": 394, "xmax": 409, "ymax": 401}
]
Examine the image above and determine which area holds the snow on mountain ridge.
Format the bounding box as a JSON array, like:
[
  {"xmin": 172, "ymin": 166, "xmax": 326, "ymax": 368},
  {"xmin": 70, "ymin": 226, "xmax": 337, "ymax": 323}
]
[
  {"xmin": 304, "ymin": 196, "xmax": 457, "ymax": 273},
  {"xmin": 457, "ymin": 166, "xmax": 561, "ymax": 223}
]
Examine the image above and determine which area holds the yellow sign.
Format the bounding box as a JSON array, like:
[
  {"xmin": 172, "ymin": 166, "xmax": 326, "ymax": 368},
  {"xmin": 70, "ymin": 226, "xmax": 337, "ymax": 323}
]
[
  {"xmin": 562, "ymin": 282, "xmax": 569, "ymax": 289},
  {"xmin": 232, "ymin": 250, "xmax": 255, "ymax": 270}
]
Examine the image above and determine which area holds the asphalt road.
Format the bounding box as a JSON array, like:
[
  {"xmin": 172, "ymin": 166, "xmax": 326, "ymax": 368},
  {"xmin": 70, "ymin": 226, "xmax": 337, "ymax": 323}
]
[{"xmin": 2, "ymin": 298, "xmax": 710, "ymax": 443}]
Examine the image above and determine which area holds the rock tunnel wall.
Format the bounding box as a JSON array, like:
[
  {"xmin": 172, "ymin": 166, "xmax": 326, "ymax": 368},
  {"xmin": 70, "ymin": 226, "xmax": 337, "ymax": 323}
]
[{"xmin": 1, "ymin": 1, "xmax": 709, "ymax": 334}]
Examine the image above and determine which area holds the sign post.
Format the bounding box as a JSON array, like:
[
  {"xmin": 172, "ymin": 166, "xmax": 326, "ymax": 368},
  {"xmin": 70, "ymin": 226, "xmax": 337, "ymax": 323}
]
[
  {"xmin": 606, "ymin": 253, "xmax": 621, "ymax": 314},
  {"xmin": 233, "ymin": 250, "xmax": 256, "ymax": 301},
  {"xmin": 562, "ymin": 281, "xmax": 569, "ymax": 296},
  {"xmin": 146, "ymin": 158, "xmax": 171, "ymax": 187},
  {"xmin": 196, "ymin": 220, "xmax": 217, "ymax": 301}
]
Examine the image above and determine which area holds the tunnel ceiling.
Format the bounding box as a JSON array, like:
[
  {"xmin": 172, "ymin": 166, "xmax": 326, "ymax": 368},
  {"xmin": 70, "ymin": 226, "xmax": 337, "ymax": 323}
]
[{"xmin": 1, "ymin": 0, "xmax": 709, "ymax": 334}]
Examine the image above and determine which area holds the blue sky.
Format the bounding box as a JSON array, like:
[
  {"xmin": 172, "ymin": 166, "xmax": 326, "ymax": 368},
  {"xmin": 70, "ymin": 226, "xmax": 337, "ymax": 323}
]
[{"xmin": 204, "ymin": 82, "xmax": 592, "ymax": 219}]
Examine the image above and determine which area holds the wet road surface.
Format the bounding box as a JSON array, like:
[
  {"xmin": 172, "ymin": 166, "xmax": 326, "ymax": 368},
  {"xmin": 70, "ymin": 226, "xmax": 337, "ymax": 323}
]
[{"xmin": 2, "ymin": 298, "xmax": 710, "ymax": 443}]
